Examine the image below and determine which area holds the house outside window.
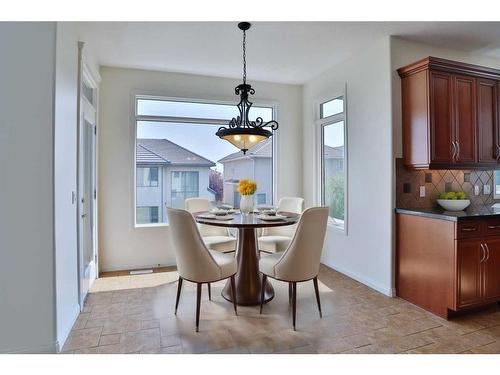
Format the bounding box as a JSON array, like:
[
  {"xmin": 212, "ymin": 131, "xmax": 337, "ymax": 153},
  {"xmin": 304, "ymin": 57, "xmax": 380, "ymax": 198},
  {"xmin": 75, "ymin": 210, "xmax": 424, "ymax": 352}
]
[
  {"xmin": 134, "ymin": 96, "xmax": 277, "ymax": 226},
  {"xmin": 136, "ymin": 206, "xmax": 159, "ymax": 224},
  {"xmin": 318, "ymin": 95, "xmax": 347, "ymax": 231},
  {"xmin": 171, "ymin": 171, "xmax": 199, "ymax": 209},
  {"xmin": 256, "ymin": 193, "xmax": 266, "ymax": 205},
  {"xmin": 137, "ymin": 167, "xmax": 159, "ymax": 187}
]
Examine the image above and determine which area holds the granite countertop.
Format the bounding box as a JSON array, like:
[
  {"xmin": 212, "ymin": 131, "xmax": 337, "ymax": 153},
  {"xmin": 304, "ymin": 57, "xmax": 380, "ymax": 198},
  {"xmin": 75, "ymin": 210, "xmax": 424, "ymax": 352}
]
[{"xmin": 395, "ymin": 206, "xmax": 500, "ymax": 221}]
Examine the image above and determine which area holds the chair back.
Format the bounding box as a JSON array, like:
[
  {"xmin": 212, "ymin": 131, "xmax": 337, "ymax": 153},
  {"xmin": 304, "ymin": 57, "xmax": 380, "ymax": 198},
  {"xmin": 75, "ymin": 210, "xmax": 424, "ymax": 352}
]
[
  {"xmin": 263, "ymin": 197, "xmax": 305, "ymax": 237},
  {"xmin": 185, "ymin": 198, "xmax": 229, "ymax": 237},
  {"xmin": 273, "ymin": 207, "xmax": 329, "ymax": 281},
  {"xmin": 167, "ymin": 207, "xmax": 222, "ymax": 282}
]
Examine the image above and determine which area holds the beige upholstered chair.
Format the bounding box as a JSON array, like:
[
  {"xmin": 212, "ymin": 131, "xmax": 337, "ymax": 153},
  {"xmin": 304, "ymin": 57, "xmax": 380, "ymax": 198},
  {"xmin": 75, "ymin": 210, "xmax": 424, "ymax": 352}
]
[
  {"xmin": 258, "ymin": 197, "xmax": 305, "ymax": 254},
  {"xmin": 167, "ymin": 207, "xmax": 237, "ymax": 332},
  {"xmin": 185, "ymin": 198, "xmax": 236, "ymax": 253},
  {"xmin": 259, "ymin": 206, "xmax": 329, "ymax": 330}
]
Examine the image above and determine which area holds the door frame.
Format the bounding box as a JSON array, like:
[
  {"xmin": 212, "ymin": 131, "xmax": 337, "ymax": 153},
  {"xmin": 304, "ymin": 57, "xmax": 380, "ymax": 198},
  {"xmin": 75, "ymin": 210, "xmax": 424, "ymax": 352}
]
[{"xmin": 76, "ymin": 42, "xmax": 101, "ymax": 309}]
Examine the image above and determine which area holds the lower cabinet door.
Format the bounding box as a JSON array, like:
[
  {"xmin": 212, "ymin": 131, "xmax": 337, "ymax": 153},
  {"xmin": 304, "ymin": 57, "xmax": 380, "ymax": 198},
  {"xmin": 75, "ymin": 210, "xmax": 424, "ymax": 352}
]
[
  {"xmin": 483, "ymin": 238, "xmax": 500, "ymax": 302},
  {"xmin": 456, "ymin": 239, "xmax": 483, "ymax": 309}
]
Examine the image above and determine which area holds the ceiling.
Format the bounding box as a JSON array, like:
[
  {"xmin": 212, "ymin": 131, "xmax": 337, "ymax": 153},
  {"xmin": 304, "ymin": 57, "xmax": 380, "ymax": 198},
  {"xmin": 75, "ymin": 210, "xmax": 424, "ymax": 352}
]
[{"xmin": 75, "ymin": 22, "xmax": 500, "ymax": 84}]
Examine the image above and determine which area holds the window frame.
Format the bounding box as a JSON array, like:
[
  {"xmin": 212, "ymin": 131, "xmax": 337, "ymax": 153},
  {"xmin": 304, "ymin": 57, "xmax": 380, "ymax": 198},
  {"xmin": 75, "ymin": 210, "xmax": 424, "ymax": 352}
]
[
  {"xmin": 315, "ymin": 92, "xmax": 348, "ymax": 234},
  {"xmin": 132, "ymin": 94, "xmax": 279, "ymax": 228}
]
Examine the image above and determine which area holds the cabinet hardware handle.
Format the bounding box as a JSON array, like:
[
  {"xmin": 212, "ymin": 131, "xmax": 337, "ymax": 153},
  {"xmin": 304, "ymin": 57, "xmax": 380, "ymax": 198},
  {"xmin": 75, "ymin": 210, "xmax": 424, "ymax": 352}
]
[
  {"xmin": 461, "ymin": 227, "xmax": 477, "ymax": 231},
  {"xmin": 451, "ymin": 141, "xmax": 457, "ymax": 161},
  {"xmin": 488, "ymin": 225, "xmax": 500, "ymax": 229},
  {"xmin": 485, "ymin": 243, "xmax": 491, "ymax": 262},
  {"xmin": 497, "ymin": 145, "xmax": 500, "ymax": 162},
  {"xmin": 480, "ymin": 244, "xmax": 486, "ymax": 262},
  {"xmin": 456, "ymin": 141, "xmax": 460, "ymax": 160}
]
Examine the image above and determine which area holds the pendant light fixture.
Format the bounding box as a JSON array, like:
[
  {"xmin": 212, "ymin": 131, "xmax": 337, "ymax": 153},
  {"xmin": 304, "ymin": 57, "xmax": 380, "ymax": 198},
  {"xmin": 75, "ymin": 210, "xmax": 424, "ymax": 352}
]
[{"xmin": 216, "ymin": 22, "xmax": 278, "ymax": 154}]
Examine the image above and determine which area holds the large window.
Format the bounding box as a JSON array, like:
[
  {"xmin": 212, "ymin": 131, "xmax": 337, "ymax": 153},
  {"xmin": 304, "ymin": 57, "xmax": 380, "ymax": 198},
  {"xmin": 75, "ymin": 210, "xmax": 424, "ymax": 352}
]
[
  {"xmin": 135, "ymin": 96, "xmax": 276, "ymax": 226},
  {"xmin": 319, "ymin": 95, "xmax": 346, "ymax": 230}
]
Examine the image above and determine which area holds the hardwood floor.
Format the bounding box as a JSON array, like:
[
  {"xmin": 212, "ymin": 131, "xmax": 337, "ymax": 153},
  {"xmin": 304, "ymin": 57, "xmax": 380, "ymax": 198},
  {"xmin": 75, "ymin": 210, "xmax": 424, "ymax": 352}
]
[{"xmin": 62, "ymin": 265, "xmax": 500, "ymax": 354}]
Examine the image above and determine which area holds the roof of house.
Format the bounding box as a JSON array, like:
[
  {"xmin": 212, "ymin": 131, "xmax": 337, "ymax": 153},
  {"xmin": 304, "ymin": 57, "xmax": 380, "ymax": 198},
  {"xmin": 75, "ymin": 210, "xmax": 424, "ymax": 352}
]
[
  {"xmin": 324, "ymin": 145, "xmax": 344, "ymax": 159},
  {"xmin": 136, "ymin": 138, "xmax": 215, "ymax": 167},
  {"xmin": 217, "ymin": 138, "xmax": 343, "ymax": 163}
]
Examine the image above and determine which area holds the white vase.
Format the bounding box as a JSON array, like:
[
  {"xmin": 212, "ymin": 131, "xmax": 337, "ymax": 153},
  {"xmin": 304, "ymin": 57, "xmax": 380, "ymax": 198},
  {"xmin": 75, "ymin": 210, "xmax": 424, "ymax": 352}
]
[{"xmin": 240, "ymin": 195, "xmax": 254, "ymax": 214}]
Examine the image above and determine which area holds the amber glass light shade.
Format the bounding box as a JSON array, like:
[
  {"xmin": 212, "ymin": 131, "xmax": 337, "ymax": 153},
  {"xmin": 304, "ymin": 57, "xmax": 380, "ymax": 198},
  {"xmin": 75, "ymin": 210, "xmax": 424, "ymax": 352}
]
[{"xmin": 221, "ymin": 133, "xmax": 268, "ymax": 153}]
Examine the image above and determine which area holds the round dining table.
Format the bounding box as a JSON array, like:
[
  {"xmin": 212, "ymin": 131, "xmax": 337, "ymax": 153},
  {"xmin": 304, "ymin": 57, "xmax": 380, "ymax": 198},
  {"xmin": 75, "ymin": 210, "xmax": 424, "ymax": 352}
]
[{"xmin": 195, "ymin": 211, "xmax": 299, "ymax": 306}]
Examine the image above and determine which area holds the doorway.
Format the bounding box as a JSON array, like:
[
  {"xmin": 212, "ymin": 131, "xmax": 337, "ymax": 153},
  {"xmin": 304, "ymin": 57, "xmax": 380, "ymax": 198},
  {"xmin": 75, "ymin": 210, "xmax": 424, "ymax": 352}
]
[{"xmin": 78, "ymin": 60, "xmax": 99, "ymax": 308}]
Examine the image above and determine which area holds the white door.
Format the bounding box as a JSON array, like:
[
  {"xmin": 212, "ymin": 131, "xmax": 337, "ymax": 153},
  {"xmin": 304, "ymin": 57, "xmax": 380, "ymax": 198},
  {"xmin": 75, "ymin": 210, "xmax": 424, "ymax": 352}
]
[{"xmin": 78, "ymin": 78, "xmax": 97, "ymax": 307}]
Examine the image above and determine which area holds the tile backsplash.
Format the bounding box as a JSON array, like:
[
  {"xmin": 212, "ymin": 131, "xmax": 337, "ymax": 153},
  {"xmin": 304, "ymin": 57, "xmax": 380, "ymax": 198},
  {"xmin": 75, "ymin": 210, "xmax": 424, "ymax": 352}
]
[{"xmin": 395, "ymin": 158, "xmax": 496, "ymax": 209}]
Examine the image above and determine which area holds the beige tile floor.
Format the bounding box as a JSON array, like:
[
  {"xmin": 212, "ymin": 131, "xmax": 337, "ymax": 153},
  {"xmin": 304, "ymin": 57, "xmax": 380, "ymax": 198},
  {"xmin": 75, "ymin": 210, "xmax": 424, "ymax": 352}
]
[{"xmin": 62, "ymin": 265, "xmax": 500, "ymax": 354}]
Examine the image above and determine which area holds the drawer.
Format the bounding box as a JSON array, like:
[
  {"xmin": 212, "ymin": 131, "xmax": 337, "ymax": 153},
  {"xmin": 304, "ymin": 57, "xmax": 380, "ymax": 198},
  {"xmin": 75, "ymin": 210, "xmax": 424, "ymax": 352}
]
[
  {"xmin": 457, "ymin": 221, "xmax": 483, "ymax": 239},
  {"xmin": 484, "ymin": 218, "xmax": 500, "ymax": 236}
]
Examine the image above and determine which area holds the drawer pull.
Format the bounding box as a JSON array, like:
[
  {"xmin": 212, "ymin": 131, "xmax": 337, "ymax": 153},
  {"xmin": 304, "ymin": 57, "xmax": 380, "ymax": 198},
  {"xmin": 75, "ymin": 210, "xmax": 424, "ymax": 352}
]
[
  {"xmin": 488, "ymin": 225, "xmax": 500, "ymax": 229},
  {"xmin": 461, "ymin": 227, "xmax": 477, "ymax": 232}
]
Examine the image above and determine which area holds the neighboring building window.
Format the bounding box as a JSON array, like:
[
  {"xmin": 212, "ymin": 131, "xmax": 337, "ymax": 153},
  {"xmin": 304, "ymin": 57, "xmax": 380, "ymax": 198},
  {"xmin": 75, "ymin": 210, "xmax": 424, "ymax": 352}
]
[
  {"xmin": 319, "ymin": 95, "xmax": 346, "ymax": 230},
  {"xmin": 136, "ymin": 206, "xmax": 159, "ymax": 224},
  {"xmin": 256, "ymin": 193, "xmax": 266, "ymax": 205},
  {"xmin": 171, "ymin": 171, "xmax": 199, "ymax": 209},
  {"xmin": 134, "ymin": 96, "xmax": 277, "ymax": 226},
  {"xmin": 137, "ymin": 167, "xmax": 159, "ymax": 187}
]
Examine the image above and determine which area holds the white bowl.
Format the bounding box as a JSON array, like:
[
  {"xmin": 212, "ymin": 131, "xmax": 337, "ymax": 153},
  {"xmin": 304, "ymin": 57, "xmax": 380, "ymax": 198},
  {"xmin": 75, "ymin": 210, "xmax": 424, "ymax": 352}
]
[{"xmin": 436, "ymin": 199, "xmax": 470, "ymax": 211}]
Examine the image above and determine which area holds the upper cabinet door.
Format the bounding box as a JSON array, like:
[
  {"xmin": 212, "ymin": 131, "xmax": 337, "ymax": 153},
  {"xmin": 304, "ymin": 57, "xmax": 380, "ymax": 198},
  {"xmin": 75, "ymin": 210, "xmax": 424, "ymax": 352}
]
[
  {"xmin": 477, "ymin": 78, "xmax": 499, "ymax": 164},
  {"xmin": 430, "ymin": 71, "xmax": 454, "ymax": 165},
  {"xmin": 454, "ymin": 75, "xmax": 477, "ymax": 164}
]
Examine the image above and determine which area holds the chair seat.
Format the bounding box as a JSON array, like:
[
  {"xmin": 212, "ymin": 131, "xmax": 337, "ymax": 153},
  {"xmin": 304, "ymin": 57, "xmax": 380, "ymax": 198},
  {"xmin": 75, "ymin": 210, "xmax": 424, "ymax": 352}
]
[
  {"xmin": 203, "ymin": 235, "xmax": 237, "ymax": 253},
  {"xmin": 258, "ymin": 235, "xmax": 292, "ymax": 253},
  {"xmin": 209, "ymin": 250, "xmax": 237, "ymax": 280},
  {"xmin": 258, "ymin": 252, "xmax": 282, "ymax": 278}
]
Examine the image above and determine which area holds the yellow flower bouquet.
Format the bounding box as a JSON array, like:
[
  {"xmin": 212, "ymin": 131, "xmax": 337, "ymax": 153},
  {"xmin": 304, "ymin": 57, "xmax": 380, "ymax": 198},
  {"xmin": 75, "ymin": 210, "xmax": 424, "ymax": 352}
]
[{"xmin": 238, "ymin": 178, "xmax": 257, "ymax": 196}]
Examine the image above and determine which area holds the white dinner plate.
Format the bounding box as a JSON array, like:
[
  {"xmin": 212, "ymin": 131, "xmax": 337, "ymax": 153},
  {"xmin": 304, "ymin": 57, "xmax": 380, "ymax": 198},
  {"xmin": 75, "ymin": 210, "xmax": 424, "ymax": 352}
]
[
  {"xmin": 214, "ymin": 215, "xmax": 234, "ymax": 221},
  {"xmin": 258, "ymin": 215, "xmax": 286, "ymax": 221},
  {"xmin": 197, "ymin": 214, "xmax": 216, "ymax": 219},
  {"xmin": 210, "ymin": 209, "xmax": 228, "ymax": 215}
]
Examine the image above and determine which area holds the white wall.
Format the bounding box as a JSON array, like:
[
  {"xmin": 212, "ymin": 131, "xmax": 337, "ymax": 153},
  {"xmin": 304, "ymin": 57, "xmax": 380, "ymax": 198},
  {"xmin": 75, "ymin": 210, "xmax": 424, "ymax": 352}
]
[
  {"xmin": 99, "ymin": 67, "xmax": 302, "ymax": 271},
  {"xmin": 302, "ymin": 37, "xmax": 394, "ymax": 296},
  {"xmin": 391, "ymin": 37, "xmax": 500, "ymax": 159},
  {"xmin": 53, "ymin": 22, "xmax": 81, "ymax": 351},
  {"xmin": 0, "ymin": 22, "xmax": 57, "ymax": 353},
  {"xmin": 54, "ymin": 22, "xmax": 100, "ymax": 351}
]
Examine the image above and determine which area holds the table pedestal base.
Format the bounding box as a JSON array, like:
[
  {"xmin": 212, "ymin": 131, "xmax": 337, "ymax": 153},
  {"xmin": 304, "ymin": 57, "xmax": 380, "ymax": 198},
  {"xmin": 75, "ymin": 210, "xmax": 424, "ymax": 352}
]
[{"xmin": 221, "ymin": 227, "xmax": 274, "ymax": 306}]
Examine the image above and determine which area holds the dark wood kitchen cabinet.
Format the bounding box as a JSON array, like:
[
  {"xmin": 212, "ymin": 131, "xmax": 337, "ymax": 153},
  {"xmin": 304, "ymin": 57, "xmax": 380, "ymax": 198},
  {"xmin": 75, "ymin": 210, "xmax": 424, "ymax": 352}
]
[
  {"xmin": 456, "ymin": 239, "xmax": 483, "ymax": 309},
  {"xmin": 397, "ymin": 212, "xmax": 500, "ymax": 319},
  {"xmin": 477, "ymin": 78, "xmax": 498, "ymax": 165},
  {"xmin": 483, "ymin": 237, "xmax": 500, "ymax": 302},
  {"xmin": 398, "ymin": 57, "xmax": 500, "ymax": 169}
]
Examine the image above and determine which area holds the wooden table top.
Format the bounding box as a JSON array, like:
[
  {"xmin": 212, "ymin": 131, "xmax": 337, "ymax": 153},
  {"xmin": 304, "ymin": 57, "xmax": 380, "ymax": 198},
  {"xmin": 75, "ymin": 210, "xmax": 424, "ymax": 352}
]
[{"xmin": 194, "ymin": 211, "xmax": 299, "ymax": 228}]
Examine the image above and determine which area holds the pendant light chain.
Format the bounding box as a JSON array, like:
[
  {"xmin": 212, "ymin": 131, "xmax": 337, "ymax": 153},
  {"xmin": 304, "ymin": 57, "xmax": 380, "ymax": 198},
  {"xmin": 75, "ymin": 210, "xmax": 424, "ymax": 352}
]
[{"xmin": 242, "ymin": 29, "xmax": 247, "ymax": 84}]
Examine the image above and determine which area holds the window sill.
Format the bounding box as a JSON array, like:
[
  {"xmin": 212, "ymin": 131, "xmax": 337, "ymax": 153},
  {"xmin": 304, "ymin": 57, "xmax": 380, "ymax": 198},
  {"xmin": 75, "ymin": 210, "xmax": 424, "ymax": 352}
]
[
  {"xmin": 327, "ymin": 218, "xmax": 346, "ymax": 234},
  {"xmin": 134, "ymin": 223, "xmax": 169, "ymax": 228}
]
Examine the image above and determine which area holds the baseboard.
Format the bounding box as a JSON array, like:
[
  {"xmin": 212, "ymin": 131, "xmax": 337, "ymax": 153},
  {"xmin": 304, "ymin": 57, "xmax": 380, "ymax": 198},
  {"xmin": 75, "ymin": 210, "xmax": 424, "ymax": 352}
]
[
  {"xmin": 321, "ymin": 261, "xmax": 394, "ymax": 297},
  {"xmin": 100, "ymin": 261, "xmax": 176, "ymax": 273},
  {"xmin": 55, "ymin": 303, "xmax": 81, "ymax": 353},
  {"xmin": 6, "ymin": 342, "xmax": 58, "ymax": 354}
]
